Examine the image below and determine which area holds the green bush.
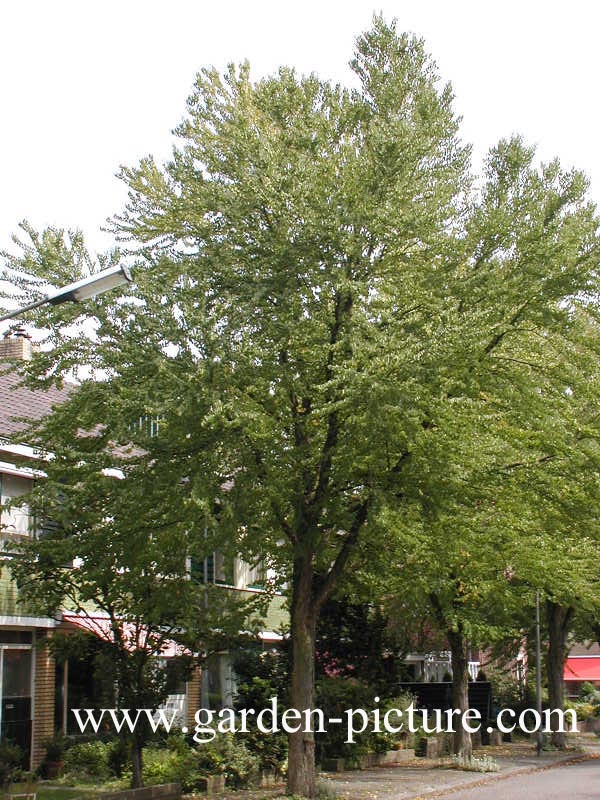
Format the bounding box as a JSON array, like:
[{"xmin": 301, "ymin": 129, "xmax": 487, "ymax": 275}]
[
  {"xmin": 234, "ymin": 656, "xmax": 289, "ymax": 773},
  {"xmin": 194, "ymin": 735, "xmax": 259, "ymax": 788},
  {"xmin": 142, "ymin": 735, "xmax": 259, "ymax": 791},
  {"xmin": 141, "ymin": 748, "xmax": 188, "ymax": 789},
  {"xmin": 0, "ymin": 741, "xmax": 24, "ymax": 787},
  {"xmin": 315, "ymin": 678, "xmax": 414, "ymax": 762},
  {"xmin": 64, "ymin": 740, "xmax": 111, "ymax": 781},
  {"xmin": 107, "ymin": 737, "xmax": 129, "ymax": 778},
  {"xmin": 579, "ymin": 682, "xmax": 600, "ymax": 706},
  {"xmin": 566, "ymin": 700, "xmax": 598, "ymax": 721}
]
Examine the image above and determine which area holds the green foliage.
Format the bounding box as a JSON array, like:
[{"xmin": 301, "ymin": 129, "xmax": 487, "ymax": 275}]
[
  {"xmin": 315, "ymin": 679, "xmax": 413, "ymax": 761},
  {"xmin": 42, "ymin": 733, "xmax": 66, "ymax": 762},
  {"xmin": 316, "ymin": 598, "xmax": 403, "ymax": 695},
  {"xmin": 233, "ymin": 646, "xmax": 289, "ymax": 771},
  {"xmin": 579, "ymin": 681, "xmax": 600, "ymax": 705},
  {"xmin": 64, "ymin": 741, "xmax": 111, "ymax": 781},
  {"xmin": 140, "ymin": 736, "xmax": 259, "ymax": 791},
  {"xmin": 0, "ymin": 741, "xmax": 25, "ymax": 787},
  {"xmin": 565, "ymin": 700, "xmax": 598, "ymax": 721},
  {"xmin": 195, "ymin": 735, "xmax": 260, "ymax": 788}
]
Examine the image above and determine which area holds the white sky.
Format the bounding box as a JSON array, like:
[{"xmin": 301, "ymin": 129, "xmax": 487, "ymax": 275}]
[{"xmin": 1, "ymin": 0, "xmax": 599, "ymax": 256}]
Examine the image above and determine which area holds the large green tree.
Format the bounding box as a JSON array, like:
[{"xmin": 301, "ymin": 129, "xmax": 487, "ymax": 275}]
[
  {"xmin": 109, "ymin": 19, "xmax": 470, "ymax": 795},
  {"xmin": 367, "ymin": 136, "xmax": 600, "ymax": 757}
]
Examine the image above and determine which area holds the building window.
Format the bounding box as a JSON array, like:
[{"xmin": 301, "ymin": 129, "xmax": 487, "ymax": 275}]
[
  {"xmin": 0, "ymin": 638, "xmax": 33, "ymax": 763},
  {"xmin": 130, "ymin": 415, "xmax": 162, "ymax": 438},
  {"xmin": 191, "ymin": 552, "xmax": 233, "ymax": 585},
  {"xmin": 0, "ymin": 473, "xmax": 33, "ymax": 538}
]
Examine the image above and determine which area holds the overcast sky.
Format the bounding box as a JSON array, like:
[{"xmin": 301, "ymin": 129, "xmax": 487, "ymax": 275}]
[{"xmin": 1, "ymin": 0, "xmax": 599, "ymax": 256}]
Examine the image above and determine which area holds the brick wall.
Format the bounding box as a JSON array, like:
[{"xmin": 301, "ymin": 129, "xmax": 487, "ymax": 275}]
[
  {"xmin": 186, "ymin": 666, "xmax": 202, "ymax": 732},
  {"xmin": 98, "ymin": 783, "xmax": 181, "ymax": 800},
  {"xmin": 0, "ymin": 332, "xmax": 35, "ymax": 361},
  {"xmin": 31, "ymin": 631, "xmax": 55, "ymax": 770}
]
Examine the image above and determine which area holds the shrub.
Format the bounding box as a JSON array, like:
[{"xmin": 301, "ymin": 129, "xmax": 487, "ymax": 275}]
[
  {"xmin": 579, "ymin": 682, "xmax": 600, "ymax": 706},
  {"xmin": 451, "ymin": 754, "xmax": 499, "ymax": 772},
  {"xmin": 316, "ymin": 679, "xmax": 414, "ymax": 762},
  {"xmin": 565, "ymin": 700, "xmax": 597, "ymax": 721},
  {"xmin": 107, "ymin": 737, "xmax": 129, "ymax": 778},
  {"xmin": 141, "ymin": 748, "xmax": 186, "ymax": 788},
  {"xmin": 64, "ymin": 740, "xmax": 111, "ymax": 781},
  {"xmin": 0, "ymin": 741, "xmax": 24, "ymax": 787},
  {"xmin": 142, "ymin": 735, "xmax": 259, "ymax": 791},
  {"xmin": 234, "ymin": 655, "xmax": 289, "ymax": 773},
  {"xmin": 42, "ymin": 733, "xmax": 65, "ymax": 762},
  {"xmin": 194, "ymin": 735, "xmax": 259, "ymax": 788}
]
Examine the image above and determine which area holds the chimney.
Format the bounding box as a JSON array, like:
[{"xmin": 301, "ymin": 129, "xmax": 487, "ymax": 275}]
[{"xmin": 0, "ymin": 327, "xmax": 37, "ymax": 361}]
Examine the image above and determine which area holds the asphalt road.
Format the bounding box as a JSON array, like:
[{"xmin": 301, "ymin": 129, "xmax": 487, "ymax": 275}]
[{"xmin": 437, "ymin": 759, "xmax": 600, "ymax": 799}]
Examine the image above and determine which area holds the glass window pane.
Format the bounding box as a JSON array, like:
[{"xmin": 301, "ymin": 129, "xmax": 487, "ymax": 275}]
[
  {"xmin": 1, "ymin": 473, "xmax": 33, "ymax": 537},
  {"xmin": 3, "ymin": 650, "xmax": 32, "ymax": 698}
]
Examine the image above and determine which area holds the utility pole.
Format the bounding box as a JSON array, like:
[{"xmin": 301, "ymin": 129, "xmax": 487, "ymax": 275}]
[{"xmin": 536, "ymin": 591, "xmax": 543, "ymax": 756}]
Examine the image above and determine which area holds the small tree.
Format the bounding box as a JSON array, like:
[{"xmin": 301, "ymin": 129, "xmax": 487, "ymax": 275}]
[{"xmin": 4, "ymin": 424, "xmax": 198, "ymax": 786}]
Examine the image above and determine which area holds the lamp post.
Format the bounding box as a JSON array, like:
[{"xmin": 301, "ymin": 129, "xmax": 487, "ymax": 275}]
[
  {"xmin": 536, "ymin": 590, "xmax": 543, "ymax": 756},
  {"xmin": 0, "ymin": 264, "xmax": 132, "ymax": 323}
]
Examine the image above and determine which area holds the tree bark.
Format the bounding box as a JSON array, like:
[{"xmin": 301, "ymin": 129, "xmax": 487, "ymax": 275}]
[
  {"xmin": 130, "ymin": 733, "xmax": 144, "ymax": 788},
  {"xmin": 447, "ymin": 626, "xmax": 472, "ymax": 760},
  {"xmin": 287, "ymin": 552, "xmax": 318, "ymax": 798},
  {"xmin": 545, "ymin": 600, "xmax": 574, "ymax": 749}
]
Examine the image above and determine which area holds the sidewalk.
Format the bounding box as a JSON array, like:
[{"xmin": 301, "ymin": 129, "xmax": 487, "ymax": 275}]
[{"xmin": 320, "ymin": 735, "xmax": 600, "ymax": 800}]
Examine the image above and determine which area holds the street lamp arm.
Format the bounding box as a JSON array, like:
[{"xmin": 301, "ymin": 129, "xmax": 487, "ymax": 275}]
[{"xmin": 0, "ymin": 264, "xmax": 132, "ymax": 323}]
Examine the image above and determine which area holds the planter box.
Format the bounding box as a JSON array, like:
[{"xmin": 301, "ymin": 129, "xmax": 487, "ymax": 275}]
[
  {"xmin": 489, "ymin": 729, "xmax": 503, "ymax": 746},
  {"xmin": 358, "ymin": 753, "xmax": 379, "ymax": 769},
  {"xmin": 100, "ymin": 784, "xmax": 181, "ymax": 800},
  {"xmin": 194, "ymin": 776, "xmax": 225, "ymax": 794},
  {"xmin": 376, "ymin": 749, "xmax": 415, "ymax": 766},
  {"xmin": 322, "ymin": 757, "xmax": 346, "ymax": 772},
  {"xmin": 258, "ymin": 769, "xmax": 282, "ymax": 787},
  {"xmin": 582, "ymin": 717, "xmax": 600, "ymax": 734}
]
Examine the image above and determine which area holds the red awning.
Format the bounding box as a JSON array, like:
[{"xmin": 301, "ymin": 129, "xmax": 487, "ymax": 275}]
[
  {"xmin": 564, "ymin": 657, "xmax": 600, "ymax": 681},
  {"xmin": 61, "ymin": 612, "xmax": 188, "ymax": 658}
]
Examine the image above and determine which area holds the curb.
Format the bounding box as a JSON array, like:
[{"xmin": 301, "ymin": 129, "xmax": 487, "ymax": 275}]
[{"xmin": 409, "ymin": 751, "xmax": 599, "ymax": 799}]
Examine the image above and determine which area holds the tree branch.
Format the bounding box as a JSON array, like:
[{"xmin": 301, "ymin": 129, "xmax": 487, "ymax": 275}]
[
  {"xmin": 313, "ymin": 497, "xmax": 370, "ymax": 611},
  {"xmin": 309, "ymin": 288, "xmax": 353, "ymax": 513}
]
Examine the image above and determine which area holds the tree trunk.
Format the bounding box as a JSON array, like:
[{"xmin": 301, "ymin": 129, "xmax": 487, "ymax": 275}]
[
  {"xmin": 545, "ymin": 600, "xmax": 574, "ymax": 749},
  {"xmin": 447, "ymin": 626, "xmax": 472, "ymax": 760},
  {"xmin": 130, "ymin": 734, "xmax": 144, "ymax": 788},
  {"xmin": 287, "ymin": 553, "xmax": 317, "ymax": 798}
]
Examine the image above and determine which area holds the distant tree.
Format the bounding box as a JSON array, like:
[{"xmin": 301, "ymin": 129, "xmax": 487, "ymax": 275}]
[
  {"xmin": 0, "ymin": 317, "xmax": 266, "ymax": 785},
  {"xmin": 315, "ymin": 597, "xmax": 403, "ymax": 694},
  {"xmin": 380, "ymin": 137, "xmax": 600, "ymax": 758},
  {"xmin": 4, "ymin": 444, "xmax": 197, "ymax": 786}
]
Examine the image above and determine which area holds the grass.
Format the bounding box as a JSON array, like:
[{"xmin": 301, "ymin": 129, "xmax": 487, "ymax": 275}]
[
  {"xmin": 6, "ymin": 780, "xmax": 106, "ymax": 800},
  {"xmin": 5, "ymin": 786, "xmax": 96, "ymax": 800}
]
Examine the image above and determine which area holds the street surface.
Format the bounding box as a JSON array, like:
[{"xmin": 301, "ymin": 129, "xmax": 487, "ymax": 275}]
[{"xmin": 436, "ymin": 758, "xmax": 599, "ymax": 799}]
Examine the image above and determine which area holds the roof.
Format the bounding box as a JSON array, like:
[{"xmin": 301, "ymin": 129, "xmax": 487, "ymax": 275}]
[
  {"xmin": 568, "ymin": 642, "xmax": 600, "ymax": 657},
  {"xmin": 564, "ymin": 656, "xmax": 600, "ymax": 682},
  {"xmin": 61, "ymin": 612, "xmax": 190, "ymax": 658},
  {"xmin": 0, "ymin": 368, "xmax": 71, "ymax": 439}
]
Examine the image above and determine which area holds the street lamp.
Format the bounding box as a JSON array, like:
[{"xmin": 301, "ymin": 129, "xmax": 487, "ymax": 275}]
[{"xmin": 0, "ymin": 264, "xmax": 133, "ymax": 323}]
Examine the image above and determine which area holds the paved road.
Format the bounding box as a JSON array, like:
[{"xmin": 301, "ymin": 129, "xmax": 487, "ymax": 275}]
[{"xmin": 435, "ymin": 759, "xmax": 599, "ymax": 799}]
